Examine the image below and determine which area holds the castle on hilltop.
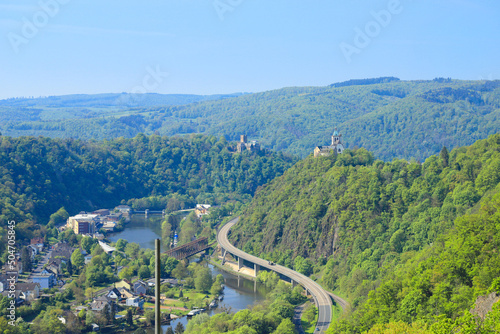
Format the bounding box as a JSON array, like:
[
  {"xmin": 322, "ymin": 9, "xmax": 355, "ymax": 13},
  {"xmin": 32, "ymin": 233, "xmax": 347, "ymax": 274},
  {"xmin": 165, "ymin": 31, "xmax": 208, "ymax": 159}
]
[
  {"xmin": 314, "ymin": 129, "xmax": 345, "ymax": 157},
  {"xmin": 237, "ymin": 135, "xmax": 260, "ymax": 153}
]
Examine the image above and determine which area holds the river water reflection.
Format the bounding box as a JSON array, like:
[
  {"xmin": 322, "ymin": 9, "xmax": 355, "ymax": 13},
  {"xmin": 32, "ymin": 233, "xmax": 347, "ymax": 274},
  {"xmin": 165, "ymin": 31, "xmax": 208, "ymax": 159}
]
[
  {"xmin": 109, "ymin": 215, "xmax": 269, "ymax": 333},
  {"xmin": 108, "ymin": 214, "xmax": 164, "ymax": 249}
]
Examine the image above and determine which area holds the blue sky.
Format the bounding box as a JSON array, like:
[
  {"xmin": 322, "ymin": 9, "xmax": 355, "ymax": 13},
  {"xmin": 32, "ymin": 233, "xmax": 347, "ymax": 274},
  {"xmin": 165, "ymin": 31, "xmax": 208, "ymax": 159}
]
[{"xmin": 0, "ymin": 0, "xmax": 498, "ymax": 99}]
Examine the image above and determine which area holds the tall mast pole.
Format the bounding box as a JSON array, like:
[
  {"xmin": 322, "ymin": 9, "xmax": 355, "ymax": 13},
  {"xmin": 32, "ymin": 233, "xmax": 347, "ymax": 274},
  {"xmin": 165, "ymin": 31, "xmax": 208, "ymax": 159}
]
[{"xmin": 155, "ymin": 238, "xmax": 161, "ymax": 334}]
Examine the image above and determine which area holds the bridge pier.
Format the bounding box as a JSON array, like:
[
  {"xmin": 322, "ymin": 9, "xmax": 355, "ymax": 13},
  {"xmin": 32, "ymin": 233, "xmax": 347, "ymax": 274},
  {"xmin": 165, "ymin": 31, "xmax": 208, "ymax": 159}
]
[
  {"xmin": 238, "ymin": 257, "xmax": 243, "ymax": 271},
  {"xmin": 145, "ymin": 209, "xmax": 149, "ymax": 219},
  {"xmin": 254, "ymin": 279, "xmax": 257, "ymax": 293},
  {"xmin": 292, "ymin": 280, "xmax": 297, "ymax": 288},
  {"xmin": 254, "ymin": 263, "xmax": 260, "ymax": 277},
  {"xmin": 221, "ymin": 247, "xmax": 227, "ymax": 265}
]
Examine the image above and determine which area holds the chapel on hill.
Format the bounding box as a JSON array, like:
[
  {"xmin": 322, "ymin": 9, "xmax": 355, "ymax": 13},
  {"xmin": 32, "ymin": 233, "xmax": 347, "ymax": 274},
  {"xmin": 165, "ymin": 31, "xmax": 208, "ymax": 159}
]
[{"xmin": 313, "ymin": 129, "xmax": 345, "ymax": 157}]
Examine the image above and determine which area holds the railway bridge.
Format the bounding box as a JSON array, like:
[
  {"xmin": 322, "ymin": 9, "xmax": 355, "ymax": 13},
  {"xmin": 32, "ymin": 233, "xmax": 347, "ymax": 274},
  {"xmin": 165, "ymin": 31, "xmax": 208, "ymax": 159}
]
[{"xmin": 164, "ymin": 237, "xmax": 210, "ymax": 260}]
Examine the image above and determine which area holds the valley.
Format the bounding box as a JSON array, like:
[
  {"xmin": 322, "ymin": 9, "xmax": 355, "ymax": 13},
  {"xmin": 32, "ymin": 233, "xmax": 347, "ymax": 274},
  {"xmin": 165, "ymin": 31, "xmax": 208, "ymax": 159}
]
[{"xmin": 1, "ymin": 83, "xmax": 500, "ymax": 333}]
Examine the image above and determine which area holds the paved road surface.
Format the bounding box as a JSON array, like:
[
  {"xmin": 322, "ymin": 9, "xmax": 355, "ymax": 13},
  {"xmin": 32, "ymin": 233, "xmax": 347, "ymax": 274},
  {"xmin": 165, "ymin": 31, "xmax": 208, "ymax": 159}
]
[
  {"xmin": 293, "ymin": 303, "xmax": 306, "ymax": 334},
  {"xmin": 218, "ymin": 217, "xmax": 335, "ymax": 333}
]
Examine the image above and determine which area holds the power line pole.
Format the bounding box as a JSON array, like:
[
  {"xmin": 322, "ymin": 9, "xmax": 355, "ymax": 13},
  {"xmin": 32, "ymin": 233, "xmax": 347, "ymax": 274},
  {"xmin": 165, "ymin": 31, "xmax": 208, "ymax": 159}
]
[{"xmin": 155, "ymin": 238, "xmax": 161, "ymax": 334}]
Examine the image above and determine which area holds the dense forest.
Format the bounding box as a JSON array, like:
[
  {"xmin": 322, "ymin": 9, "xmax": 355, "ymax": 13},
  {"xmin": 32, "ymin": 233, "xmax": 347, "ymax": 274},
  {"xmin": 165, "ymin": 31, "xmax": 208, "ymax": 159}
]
[
  {"xmin": 0, "ymin": 134, "xmax": 295, "ymax": 261},
  {"xmin": 0, "ymin": 92, "xmax": 245, "ymax": 108},
  {"xmin": 2, "ymin": 79, "xmax": 500, "ymax": 161},
  {"xmin": 229, "ymin": 133, "xmax": 500, "ymax": 332}
]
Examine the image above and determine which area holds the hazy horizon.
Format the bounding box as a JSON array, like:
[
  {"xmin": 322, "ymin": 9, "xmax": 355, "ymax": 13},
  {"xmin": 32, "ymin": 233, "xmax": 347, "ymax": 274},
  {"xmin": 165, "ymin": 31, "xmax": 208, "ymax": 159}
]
[{"xmin": 1, "ymin": 0, "xmax": 499, "ymax": 100}]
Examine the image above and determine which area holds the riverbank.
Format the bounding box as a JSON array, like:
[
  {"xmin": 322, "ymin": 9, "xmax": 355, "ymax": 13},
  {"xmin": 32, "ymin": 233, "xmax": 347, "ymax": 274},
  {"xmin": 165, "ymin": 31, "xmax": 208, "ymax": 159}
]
[{"xmin": 209, "ymin": 256, "xmax": 257, "ymax": 281}]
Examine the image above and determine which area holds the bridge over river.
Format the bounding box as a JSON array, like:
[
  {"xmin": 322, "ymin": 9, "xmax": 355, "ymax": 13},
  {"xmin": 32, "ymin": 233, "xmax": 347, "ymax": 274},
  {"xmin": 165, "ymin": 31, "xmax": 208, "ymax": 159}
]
[
  {"xmin": 164, "ymin": 237, "xmax": 211, "ymax": 260},
  {"xmin": 218, "ymin": 217, "xmax": 348, "ymax": 334}
]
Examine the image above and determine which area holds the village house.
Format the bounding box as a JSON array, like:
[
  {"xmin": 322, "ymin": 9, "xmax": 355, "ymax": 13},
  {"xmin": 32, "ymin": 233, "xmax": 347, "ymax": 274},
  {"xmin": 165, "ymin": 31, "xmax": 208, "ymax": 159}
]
[
  {"xmin": 16, "ymin": 282, "xmax": 41, "ymax": 302},
  {"xmin": 133, "ymin": 280, "xmax": 148, "ymax": 295},
  {"xmin": 51, "ymin": 242, "xmax": 75, "ymax": 262},
  {"xmin": 91, "ymin": 295, "xmax": 113, "ymax": 312},
  {"xmin": 102, "ymin": 221, "xmax": 117, "ymax": 232},
  {"xmin": 30, "ymin": 237, "xmax": 45, "ymax": 252},
  {"xmin": 115, "ymin": 279, "xmax": 133, "ymax": 291},
  {"xmin": 146, "ymin": 278, "xmax": 169, "ymax": 287},
  {"xmin": 32, "ymin": 270, "xmax": 56, "ymax": 289},
  {"xmin": 93, "ymin": 233, "xmax": 105, "ymax": 240},
  {"xmin": 118, "ymin": 287, "xmax": 135, "ymax": 299},
  {"xmin": 126, "ymin": 296, "xmax": 144, "ymax": 309},
  {"xmin": 114, "ymin": 205, "xmax": 131, "ymax": 220},
  {"xmin": 46, "ymin": 258, "xmax": 65, "ymax": 276},
  {"xmin": 27, "ymin": 244, "xmax": 38, "ymax": 260},
  {"xmin": 106, "ymin": 287, "xmax": 122, "ymax": 300},
  {"xmin": 195, "ymin": 204, "xmax": 211, "ymax": 217},
  {"xmin": 163, "ymin": 278, "xmax": 180, "ymax": 287},
  {"xmin": 84, "ymin": 254, "xmax": 93, "ymax": 264}
]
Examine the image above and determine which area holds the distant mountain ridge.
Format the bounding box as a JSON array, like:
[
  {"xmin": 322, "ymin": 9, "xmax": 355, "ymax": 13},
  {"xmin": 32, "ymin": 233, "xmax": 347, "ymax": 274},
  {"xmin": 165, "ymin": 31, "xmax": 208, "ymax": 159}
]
[
  {"xmin": 329, "ymin": 76, "xmax": 400, "ymax": 88},
  {"xmin": 0, "ymin": 92, "xmax": 248, "ymax": 108},
  {"xmin": 1, "ymin": 78, "xmax": 500, "ymax": 161}
]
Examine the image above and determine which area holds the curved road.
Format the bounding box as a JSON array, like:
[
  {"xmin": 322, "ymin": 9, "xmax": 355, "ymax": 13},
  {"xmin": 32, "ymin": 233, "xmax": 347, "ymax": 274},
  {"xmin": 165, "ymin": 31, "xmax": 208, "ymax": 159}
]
[{"xmin": 218, "ymin": 217, "xmax": 338, "ymax": 333}]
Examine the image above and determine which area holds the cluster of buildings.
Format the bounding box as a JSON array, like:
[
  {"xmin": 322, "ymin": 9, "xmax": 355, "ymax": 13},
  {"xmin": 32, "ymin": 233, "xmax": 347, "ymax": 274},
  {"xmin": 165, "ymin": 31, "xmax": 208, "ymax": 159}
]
[
  {"xmin": 195, "ymin": 204, "xmax": 211, "ymax": 218},
  {"xmin": 0, "ymin": 280, "xmax": 41, "ymax": 303},
  {"xmin": 0, "ymin": 241, "xmax": 78, "ymax": 305},
  {"xmin": 89, "ymin": 278, "xmax": 156, "ymax": 312},
  {"xmin": 65, "ymin": 205, "xmax": 132, "ymax": 236},
  {"xmin": 314, "ymin": 129, "xmax": 345, "ymax": 157},
  {"xmin": 236, "ymin": 135, "xmax": 260, "ymax": 153},
  {"xmin": 33, "ymin": 242, "xmax": 77, "ymax": 290}
]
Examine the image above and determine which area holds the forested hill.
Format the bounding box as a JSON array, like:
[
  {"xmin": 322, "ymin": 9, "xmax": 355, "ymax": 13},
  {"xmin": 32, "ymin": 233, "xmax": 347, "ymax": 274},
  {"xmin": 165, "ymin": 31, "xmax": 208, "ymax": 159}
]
[
  {"xmin": 0, "ymin": 92, "xmax": 246, "ymax": 108},
  {"xmin": 229, "ymin": 133, "xmax": 500, "ymax": 332},
  {"xmin": 0, "ymin": 134, "xmax": 295, "ymax": 241},
  {"xmin": 2, "ymin": 78, "xmax": 500, "ymax": 161}
]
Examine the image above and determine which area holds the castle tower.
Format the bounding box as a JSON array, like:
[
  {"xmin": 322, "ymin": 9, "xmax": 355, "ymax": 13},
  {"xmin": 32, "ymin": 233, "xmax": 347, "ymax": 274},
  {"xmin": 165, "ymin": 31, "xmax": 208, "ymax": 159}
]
[
  {"xmin": 331, "ymin": 128, "xmax": 342, "ymax": 145},
  {"xmin": 237, "ymin": 134, "xmax": 259, "ymax": 153},
  {"xmin": 314, "ymin": 128, "xmax": 345, "ymax": 157}
]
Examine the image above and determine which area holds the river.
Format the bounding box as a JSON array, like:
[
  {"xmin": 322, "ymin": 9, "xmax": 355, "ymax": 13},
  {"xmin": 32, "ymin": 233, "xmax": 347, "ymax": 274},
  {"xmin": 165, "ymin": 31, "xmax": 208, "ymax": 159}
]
[{"xmin": 108, "ymin": 215, "xmax": 269, "ymax": 333}]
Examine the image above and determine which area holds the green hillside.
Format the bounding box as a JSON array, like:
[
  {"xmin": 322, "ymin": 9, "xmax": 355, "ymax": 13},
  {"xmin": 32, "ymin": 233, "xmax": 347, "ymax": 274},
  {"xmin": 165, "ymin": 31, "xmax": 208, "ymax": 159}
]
[
  {"xmin": 0, "ymin": 92, "xmax": 246, "ymax": 108},
  {"xmin": 0, "ymin": 134, "xmax": 295, "ymax": 247},
  {"xmin": 2, "ymin": 78, "xmax": 500, "ymax": 161},
  {"xmin": 229, "ymin": 134, "xmax": 500, "ymax": 332}
]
